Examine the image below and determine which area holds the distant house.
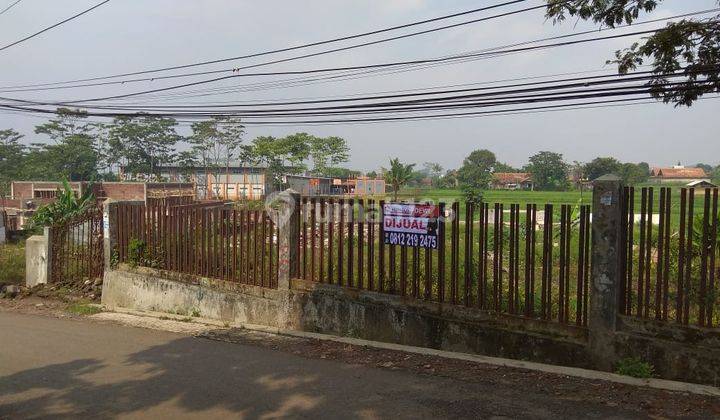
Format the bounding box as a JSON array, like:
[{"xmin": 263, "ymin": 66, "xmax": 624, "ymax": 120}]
[
  {"xmin": 121, "ymin": 164, "xmax": 269, "ymax": 200},
  {"xmin": 650, "ymin": 166, "xmax": 709, "ymax": 184},
  {"xmin": 491, "ymin": 173, "xmax": 533, "ymax": 190},
  {"xmin": 686, "ymin": 180, "xmax": 717, "ymax": 189}
]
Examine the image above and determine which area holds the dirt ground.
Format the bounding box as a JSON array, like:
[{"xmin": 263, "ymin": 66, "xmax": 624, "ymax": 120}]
[{"xmin": 2, "ymin": 294, "xmax": 719, "ymax": 419}]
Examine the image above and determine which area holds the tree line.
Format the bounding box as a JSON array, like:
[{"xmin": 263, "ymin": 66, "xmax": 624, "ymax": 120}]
[
  {"xmin": 382, "ymin": 149, "xmax": 720, "ymax": 201},
  {"xmin": 0, "ymin": 108, "xmax": 350, "ymax": 196}
]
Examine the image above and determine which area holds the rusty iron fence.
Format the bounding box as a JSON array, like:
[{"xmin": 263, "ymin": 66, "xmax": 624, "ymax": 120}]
[
  {"xmin": 146, "ymin": 195, "xmax": 195, "ymax": 207},
  {"xmin": 49, "ymin": 208, "xmax": 105, "ymax": 283},
  {"xmin": 621, "ymin": 187, "xmax": 719, "ymax": 327},
  {"xmin": 298, "ymin": 198, "xmax": 591, "ymax": 326},
  {"xmin": 114, "ymin": 202, "xmax": 279, "ymax": 288}
]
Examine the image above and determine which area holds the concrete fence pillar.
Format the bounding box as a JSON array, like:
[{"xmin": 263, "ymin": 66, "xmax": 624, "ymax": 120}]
[
  {"xmin": 25, "ymin": 227, "xmax": 52, "ymax": 287},
  {"xmin": 103, "ymin": 200, "xmax": 118, "ymax": 271},
  {"xmin": 277, "ymin": 189, "xmax": 301, "ymax": 289},
  {"xmin": 589, "ymin": 174, "xmax": 624, "ymax": 370}
]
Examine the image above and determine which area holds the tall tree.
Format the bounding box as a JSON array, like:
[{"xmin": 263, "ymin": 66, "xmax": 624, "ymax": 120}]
[
  {"xmin": 457, "ymin": 149, "xmax": 497, "ymax": 187},
  {"xmin": 308, "ymin": 135, "xmax": 349, "ymax": 176},
  {"xmin": 189, "ymin": 116, "xmax": 245, "ymax": 197},
  {"xmin": 383, "ymin": 158, "xmax": 416, "ymax": 201},
  {"xmin": 546, "ymin": 0, "xmax": 720, "ymax": 106},
  {"xmin": 0, "ymin": 129, "xmax": 25, "ymax": 196},
  {"xmin": 109, "ymin": 116, "xmax": 180, "ymax": 180},
  {"xmin": 526, "ymin": 151, "xmax": 569, "ymax": 191},
  {"xmin": 584, "ymin": 157, "xmax": 623, "ymax": 180},
  {"xmin": 618, "ymin": 162, "xmax": 650, "ymax": 185},
  {"xmin": 33, "ymin": 108, "xmax": 99, "ymax": 181}
]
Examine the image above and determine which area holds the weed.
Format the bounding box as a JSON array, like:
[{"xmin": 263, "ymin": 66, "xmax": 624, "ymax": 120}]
[
  {"xmin": 67, "ymin": 303, "xmax": 102, "ymax": 316},
  {"xmin": 191, "ymin": 309, "xmax": 200, "ymax": 317},
  {"xmin": 615, "ymin": 357, "xmax": 654, "ymax": 378}
]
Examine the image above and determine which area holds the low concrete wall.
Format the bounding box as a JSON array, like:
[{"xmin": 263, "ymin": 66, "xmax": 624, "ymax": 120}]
[
  {"xmin": 103, "ymin": 266, "xmax": 590, "ymax": 370},
  {"xmin": 615, "ymin": 316, "xmax": 720, "ymax": 386},
  {"xmin": 102, "ymin": 266, "xmax": 720, "ymax": 385},
  {"xmin": 25, "ymin": 232, "xmax": 49, "ymax": 287}
]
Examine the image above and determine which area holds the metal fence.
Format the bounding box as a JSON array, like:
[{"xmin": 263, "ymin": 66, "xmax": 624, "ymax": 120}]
[
  {"xmin": 50, "ymin": 208, "xmax": 105, "ymax": 284},
  {"xmin": 298, "ymin": 198, "xmax": 591, "ymax": 326},
  {"xmin": 146, "ymin": 195, "xmax": 195, "ymax": 207},
  {"xmin": 621, "ymin": 187, "xmax": 719, "ymax": 327},
  {"xmin": 114, "ymin": 202, "xmax": 279, "ymax": 288}
]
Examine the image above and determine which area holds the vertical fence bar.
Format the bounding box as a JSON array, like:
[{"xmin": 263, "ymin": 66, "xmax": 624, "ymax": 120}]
[
  {"xmin": 684, "ymin": 189, "xmax": 695, "ymax": 325},
  {"xmin": 509, "ymin": 204, "xmax": 516, "ymax": 314},
  {"xmin": 655, "ymin": 188, "xmax": 666, "ymax": 320},
  {"xmin": 310, "ymin": 198, "xmax": 317, "ymax": 282},
  {"xmin": 525, "ymin": 204, "xmax": 535, "ymax": 317},
  {"xmin": 357, "ymin": 199, "xmax": 364, "ymax": 289},
  {"xmin": 699, "ymin": 189, "xmax": 711, "ymax": 327},
  {"xmin": 643, "ymin": 187, "xmax": 653, "ymax": 319},
  {"xmin": 493, "ymin": 203, "xmax": 501, "ymax": 311},
  {"xmin": 338, "ymin": 199, "xmax": 345, "ymax": 286},
  {"xmin": 368, "ymin": 199, "xmax": 375, "ymax": 291},
  {"xmin": 302, "ymin": 198, "xmax": 308, "ymax": 280},
  {"xmin": 328, "ymin": 199, "xmax": 335, "ymax": 285},
  {"xmin": 662, "ymin": 189, "xmax": 671, "ymax": 321},
  {"xmin": 437, "ymin": 202, "xmax": 446, "ymax": 303},
  {"xmin": 708, "ymin": 189, "xmax": 718, "ymax": 328},
  {"xmin": 348, "ymin": 199, "xmax": 355, "ymax": 288},
  {"xmin": 637, "ymin": 188, "xmax": 647, "ymax": 318},
  {"xmin": 626, "ymin": 187, "xmax": 635, "ymax": 316},
  {"xmin": 379, "ymin": 200, "xmax": 385, "ymax": 293},
  {"xmin": 478, "ymin": 203, "xmax": 486, "ymax": 309},
  {"xmin": 677, "ymin": 189, "xmax": 687, "ymax": 323},
  {"xmin": 319, "ymin": 200, "xmax": 325, "ymax": 283},
  {"xmin": 450, "ymin": 202, "xmax": 459, "ymax": 305},
  {"xmin": 464, "ymin": 202, "xmax": 473, "ymax": 307}
]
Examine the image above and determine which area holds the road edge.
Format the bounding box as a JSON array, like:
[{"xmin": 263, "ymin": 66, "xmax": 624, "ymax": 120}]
[{"xmin": 94, "ymin": 306, "xmax": 720, "ymax": 397}]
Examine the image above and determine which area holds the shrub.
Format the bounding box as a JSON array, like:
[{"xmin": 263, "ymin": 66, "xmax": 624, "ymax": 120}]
[{"xmin": 615, "ymin": 357, "xmax": 654, "ymax": 378}]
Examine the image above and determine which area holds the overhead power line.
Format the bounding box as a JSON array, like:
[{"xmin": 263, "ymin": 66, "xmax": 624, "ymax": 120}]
[
  {"xmin": 1, "ymin": 0, "xmax": 532, "ymax": 89},
  {"xmin": 0, "ymin": 0, "xmax": 111, "ymax": 52},
  {"xmin": 55, "ymin": 27, "xmax": 671, "ymax": 104},
  {"xmin": 2, "ymin": 7, "xmax": 714, "ymax": 98},
  {"xmin": 0, "ymin": 0, "xmax": 23, "ymax": 16}
]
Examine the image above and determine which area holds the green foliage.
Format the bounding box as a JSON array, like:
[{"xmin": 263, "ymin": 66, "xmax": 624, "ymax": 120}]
[
  {"xmin": 189, "ymin": 116, "xmax": 245, "ymax": 197},
  {"xmin": 525, "ymin": 151, "xmax": 569, "ymax": 191},
  {"xmin": 546, "ymin": 0, "xmax": 720, "ymax": 107},
  {"xmin": 26, "ymin": 180, "xmax": 95, "ymax": 230},
  {"xmin": 615, "ymin": 357, "xmax": 654, "ymax": 378},
  {"xmin": 127, "ymin": 238, "xmax": 146, "ymax": 268},
  {"xmin": 383, "ymin": 158, "xmax": 416, "ymax": 201},
  {"xmin": 67, "ymin": 303, "xmax": 102, "ymax": 316},
  {"xmin": 584, "ymin": 157, "xmax": 622, "ymax": 180},
  {"xmin": 457, "ymin": 149, "xmax": 496, "ymax": 191},
  {"xmin": 462, "ymin": 185, "xmax": 484, "ymax": 204},
  {"xmin": 0, "ymin": 129, "xmax": 25, "ymax": 196},
  {"xmin": 0, "ymin": 242, "xmax": 25, "ymax": 287},
  {"xmin": 109, "ymin": 115, "xmax": 180, "ymax": 180}
]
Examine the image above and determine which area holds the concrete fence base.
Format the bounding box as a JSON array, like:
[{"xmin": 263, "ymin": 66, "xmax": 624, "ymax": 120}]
[{"xmin": 102, "ymin": 265, "xmax": 720, "ymax": 386}]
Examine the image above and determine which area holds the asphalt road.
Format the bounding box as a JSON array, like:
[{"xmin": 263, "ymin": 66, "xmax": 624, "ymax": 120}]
[{"xmin": 0, "ymin": 312, "xmax": 700, "ymax": 419}]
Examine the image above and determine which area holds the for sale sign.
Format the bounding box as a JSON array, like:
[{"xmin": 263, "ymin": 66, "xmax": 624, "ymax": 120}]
[{"xmin": 383, "ymin": 203, "xmax": 439, "ymax": 249}]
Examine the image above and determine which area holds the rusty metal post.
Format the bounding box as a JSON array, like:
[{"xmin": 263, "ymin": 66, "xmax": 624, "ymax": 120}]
[
  {"xmin": 278, "ymin": 189, "xmax": 301, "ymax": 289},
  {"xmin": 589, "ymin": 174, "xmax": 624, "ymax": 371}
]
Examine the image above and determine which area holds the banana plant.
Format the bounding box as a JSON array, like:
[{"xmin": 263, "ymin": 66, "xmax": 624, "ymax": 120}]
[{"xmin": 26, "ymin": 180, "xmax": 95, "ymax": 230}]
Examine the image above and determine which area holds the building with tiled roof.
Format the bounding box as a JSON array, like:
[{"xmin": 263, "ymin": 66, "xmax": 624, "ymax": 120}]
[
  {"xmin": 649, "ymin": 166, "xmax": 709, "ymax": 184},
  {"xmin": 491, "ymin": 172, "xmax": 534, "ymax": 190}
]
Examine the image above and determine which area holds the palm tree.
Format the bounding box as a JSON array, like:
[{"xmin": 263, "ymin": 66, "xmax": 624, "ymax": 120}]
[{"xmin": 383, "ymin": 158, "xmax": 416, "ymax": 201}]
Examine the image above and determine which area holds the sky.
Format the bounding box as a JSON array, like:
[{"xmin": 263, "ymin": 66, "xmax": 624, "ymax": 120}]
[{"xmin": 0, "ymin": 0, "xmax": 718, "ymax": 172}]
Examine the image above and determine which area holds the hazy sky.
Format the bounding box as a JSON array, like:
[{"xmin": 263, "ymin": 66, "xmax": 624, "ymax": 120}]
[{"xmin": 0, "ymin": 0, "xmax": 718, "ymax": 172}]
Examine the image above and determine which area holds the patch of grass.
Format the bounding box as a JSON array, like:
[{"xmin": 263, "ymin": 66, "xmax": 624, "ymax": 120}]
[
  {"xmin": 191, "ymin": 308, "xmax": 200, "ymax": 317},
  {"xmin": 615, "ymin": 357, "xmax": 654, "ymax": 378},
  {"xmin": 0, "ymin": 241, "xmax": 25, "ymax": 287},
  {"xmin": 179, "ymin": 317, "xmax": 193, "ymax": 323},
  {"xmin": 67, "ymin": 303, "xmax": 102, "ymax": 316}
]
